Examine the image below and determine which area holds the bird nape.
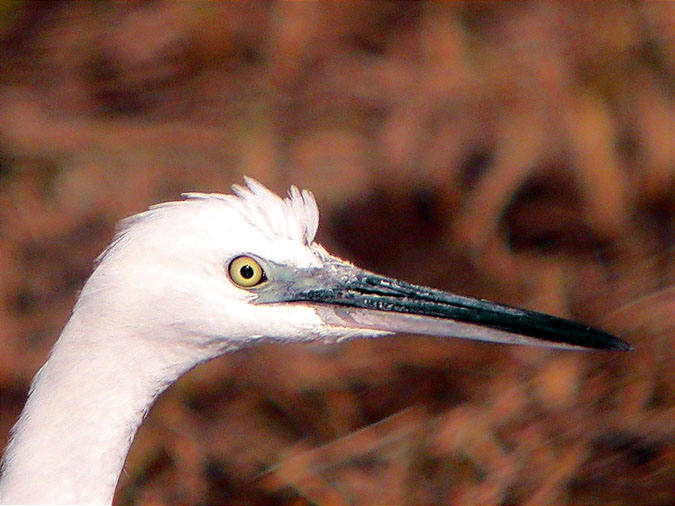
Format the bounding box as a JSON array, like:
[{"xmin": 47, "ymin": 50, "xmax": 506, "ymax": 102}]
[{"xmin": 0, "ymin": 178, "xmax": 630, "ymax": 504}]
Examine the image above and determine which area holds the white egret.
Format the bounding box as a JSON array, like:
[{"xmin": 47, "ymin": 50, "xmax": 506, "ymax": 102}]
[{"xmin": 0, "ymin": 178, "xmax": 629, "ymax": 504}]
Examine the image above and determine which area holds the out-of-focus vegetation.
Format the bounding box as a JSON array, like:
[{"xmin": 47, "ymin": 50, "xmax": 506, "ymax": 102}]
[{"xmin": 0, "ymin": 2, "xmax": 672, "ymax": 504}]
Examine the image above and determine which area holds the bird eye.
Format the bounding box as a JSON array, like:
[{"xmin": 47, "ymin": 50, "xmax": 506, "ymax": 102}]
[{"xmin": 228, "ymin": 256, "xmax": 266, "ymax": 288}]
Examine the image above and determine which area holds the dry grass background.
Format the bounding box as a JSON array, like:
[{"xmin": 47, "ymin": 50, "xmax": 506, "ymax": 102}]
[{"xmin": 0, "ymin": 2, "xmax": 673, "ymax": 504}]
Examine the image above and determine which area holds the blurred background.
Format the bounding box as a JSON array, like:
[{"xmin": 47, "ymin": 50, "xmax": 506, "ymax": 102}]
[{"xmin": 0, "ymin": 2, "xmax": 672, "ymax": 504}]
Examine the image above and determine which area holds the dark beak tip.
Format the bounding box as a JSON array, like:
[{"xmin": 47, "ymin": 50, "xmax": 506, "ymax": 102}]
[
  {"xmin": 616, "ymin": 341, "xmax": 633, "ymax": 352},
  {"xmin": 599, "ymin": 335, "xmax": 632, "ymax": 352}
]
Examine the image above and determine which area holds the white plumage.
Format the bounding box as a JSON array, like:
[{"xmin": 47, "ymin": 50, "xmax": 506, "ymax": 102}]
[{"xmin": 0, "ymin": 178, "xmax": 629, "ymax": 504}]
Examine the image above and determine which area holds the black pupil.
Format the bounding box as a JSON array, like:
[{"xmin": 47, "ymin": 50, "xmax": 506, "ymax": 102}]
[{"xmin": 240, "ymin": 264, "xmax": 255, "ymax": 279}]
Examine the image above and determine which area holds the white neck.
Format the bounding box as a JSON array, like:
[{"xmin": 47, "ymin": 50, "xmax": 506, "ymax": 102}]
[{"xmin": 0, "ymin": 311, "xmax": 201, "ymax": 504}]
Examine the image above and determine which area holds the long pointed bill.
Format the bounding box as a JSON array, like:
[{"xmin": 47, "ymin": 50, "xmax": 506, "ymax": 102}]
[{"xmin": 254, "ymin": 261, "xmax": 631, "ymax": 351}]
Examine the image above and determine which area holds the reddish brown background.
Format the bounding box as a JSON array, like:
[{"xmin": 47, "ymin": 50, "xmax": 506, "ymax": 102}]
[{"xmin": 0, "ymin": 2, "xmax": 672, "ymax": 504}]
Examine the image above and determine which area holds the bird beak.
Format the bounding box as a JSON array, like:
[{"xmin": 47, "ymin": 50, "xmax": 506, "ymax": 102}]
[{"xmin": 253, "ymin": 260, "xmax": 631, "ymax": 351}]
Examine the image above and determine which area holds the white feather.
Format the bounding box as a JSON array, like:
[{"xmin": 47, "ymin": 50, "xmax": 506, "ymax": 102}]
[{"xmin": 0, "ymin": 179, "xmax": 346, "ymax": 504}]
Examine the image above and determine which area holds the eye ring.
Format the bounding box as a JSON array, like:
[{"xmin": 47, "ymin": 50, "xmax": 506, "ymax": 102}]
[{"xmin": 228, "ymin": 255, "xmax": 267, "ymax": 288}]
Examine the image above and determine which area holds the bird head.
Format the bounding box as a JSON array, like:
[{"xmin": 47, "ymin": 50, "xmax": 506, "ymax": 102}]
[{"xmin": 72, "ymin": 178, "xmax": 629, "ymax": 367}]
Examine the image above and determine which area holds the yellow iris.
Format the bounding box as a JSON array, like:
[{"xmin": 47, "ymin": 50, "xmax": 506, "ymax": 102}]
[{"xmin": 228, "ymin": 256, "xmax": 266, "ymax": 288}]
